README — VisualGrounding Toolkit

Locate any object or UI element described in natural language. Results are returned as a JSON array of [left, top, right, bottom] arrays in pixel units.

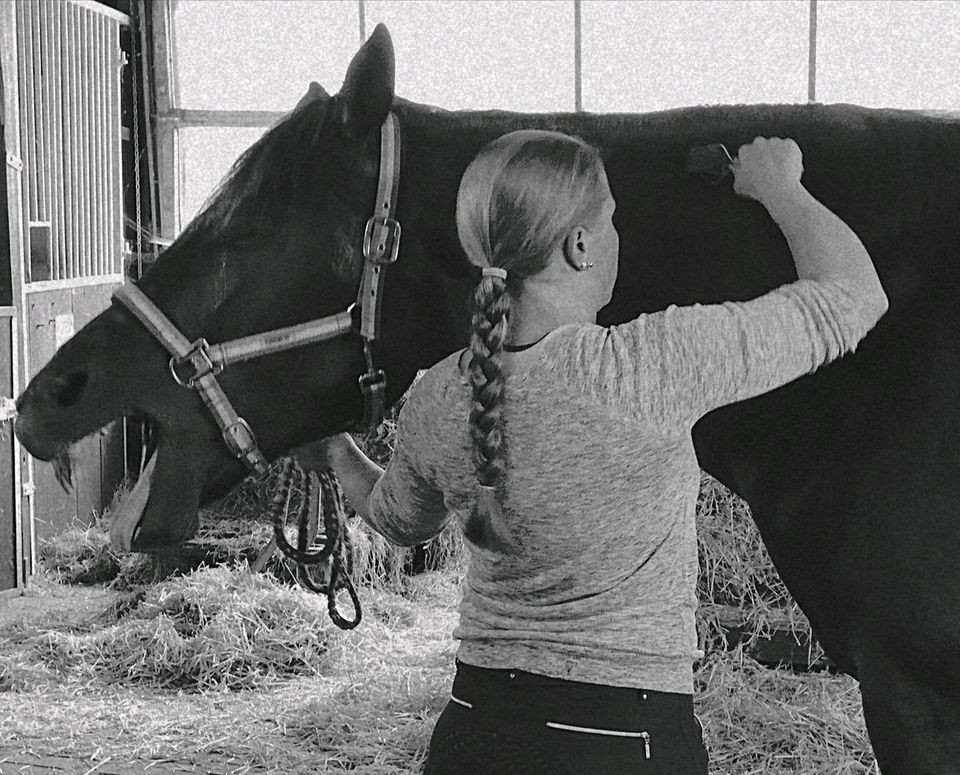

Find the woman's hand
[[731, 136, 805, 208], [289, 433, 384, 521], [289, 433, 355, 473]]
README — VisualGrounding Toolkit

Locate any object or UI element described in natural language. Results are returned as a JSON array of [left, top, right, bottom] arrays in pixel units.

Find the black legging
[[424, 662, 709, 775]]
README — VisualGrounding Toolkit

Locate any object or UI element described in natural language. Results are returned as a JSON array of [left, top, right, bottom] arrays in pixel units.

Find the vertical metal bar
[[50, 1, 65, 279], [92, 13, 100, 277], [138, 0, 159, 259], [574, 0, 582, 112], [36, 1, 48, 226], [39, 1, 57, 279], [66, 3, 83, 277], [87, 8, 97, 277], [19, 2, 36, 220], [358, 0, 365, 41], [152, 0, 179, 240], [110, 19, 121, 275], [14, 4, 28, 234], [103, 17, 112, 276], [67, 2, 80, 278], [95, 15, 105, 276], [61, 3, 75, 279], [29, 1, 43, 224], [79, 7, 91, 277], [808, 0, 818, 103], [2, 0, 30, 586]]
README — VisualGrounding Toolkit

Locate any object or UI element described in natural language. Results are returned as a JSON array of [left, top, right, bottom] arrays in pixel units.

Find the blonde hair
[[455, 129, 607, 551]]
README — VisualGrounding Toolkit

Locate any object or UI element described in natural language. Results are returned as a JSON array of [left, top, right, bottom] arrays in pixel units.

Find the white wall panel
[[366, 0, 576, 111], [817, 0, 960, 110], [173, 0, 360, 111], [581, 0, 808, 112]]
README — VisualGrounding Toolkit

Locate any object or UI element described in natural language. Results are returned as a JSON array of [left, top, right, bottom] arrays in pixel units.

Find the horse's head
[[15, 24, 474, 551]]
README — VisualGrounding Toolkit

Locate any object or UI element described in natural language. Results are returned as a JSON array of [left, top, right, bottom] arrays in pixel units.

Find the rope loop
[[268, 458, 362, 629]]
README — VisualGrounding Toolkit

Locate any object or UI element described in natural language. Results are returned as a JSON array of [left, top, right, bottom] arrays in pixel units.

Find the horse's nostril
[[51, 370, 89, 407]]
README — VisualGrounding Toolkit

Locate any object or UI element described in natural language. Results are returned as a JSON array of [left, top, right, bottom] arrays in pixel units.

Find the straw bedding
[[0, 564, 874, 773], [7, 405, 875, 772]]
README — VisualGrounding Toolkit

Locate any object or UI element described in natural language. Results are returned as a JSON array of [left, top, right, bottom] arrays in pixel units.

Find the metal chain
[[268, 458, 362, 629]]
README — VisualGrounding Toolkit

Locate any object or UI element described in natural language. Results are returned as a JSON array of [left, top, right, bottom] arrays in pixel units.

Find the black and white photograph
[[1, 1, 959, 772]]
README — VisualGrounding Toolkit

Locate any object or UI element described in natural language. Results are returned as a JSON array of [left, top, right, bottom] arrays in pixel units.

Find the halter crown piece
[[482, 266, 508, 280]]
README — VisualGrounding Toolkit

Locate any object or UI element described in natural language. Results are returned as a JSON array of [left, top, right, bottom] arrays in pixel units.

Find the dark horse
[[15, 25, 960, 774]]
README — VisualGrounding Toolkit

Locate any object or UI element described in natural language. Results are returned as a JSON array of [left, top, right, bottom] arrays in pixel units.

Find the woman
[[295, 131, 888, 774]]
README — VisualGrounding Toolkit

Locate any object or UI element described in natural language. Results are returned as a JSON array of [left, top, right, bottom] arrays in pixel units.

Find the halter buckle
[[222, 417, 258, 460], [362, 216, 401, 265], [169, 338, 222, 388], [359, 369, 387, 430]]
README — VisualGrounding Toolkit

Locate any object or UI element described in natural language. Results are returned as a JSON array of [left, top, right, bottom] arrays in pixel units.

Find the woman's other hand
[[731, 136, 804, 207], [289, 433, 355, 473]]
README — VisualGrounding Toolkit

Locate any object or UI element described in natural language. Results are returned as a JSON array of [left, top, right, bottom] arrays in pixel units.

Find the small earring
[[580, 261, 594, 270]]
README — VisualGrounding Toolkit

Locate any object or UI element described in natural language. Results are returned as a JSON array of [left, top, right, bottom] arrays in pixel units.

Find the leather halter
[[113, 112, 403, 476]]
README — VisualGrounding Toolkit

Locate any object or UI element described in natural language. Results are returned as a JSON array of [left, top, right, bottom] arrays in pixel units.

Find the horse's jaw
[[109, 428, 207, 552]]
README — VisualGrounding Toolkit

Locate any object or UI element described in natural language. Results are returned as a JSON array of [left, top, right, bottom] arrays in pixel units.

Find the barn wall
[[23, 282, 124, 544]]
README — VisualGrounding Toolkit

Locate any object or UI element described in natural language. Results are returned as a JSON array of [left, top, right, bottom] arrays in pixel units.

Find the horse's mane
[[176, 97, 332, 249]]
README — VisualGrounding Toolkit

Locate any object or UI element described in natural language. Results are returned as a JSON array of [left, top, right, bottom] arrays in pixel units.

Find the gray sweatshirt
[[367, 277, 884, 694]]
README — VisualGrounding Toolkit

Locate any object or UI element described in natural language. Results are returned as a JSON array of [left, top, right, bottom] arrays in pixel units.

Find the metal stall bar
[[66, 2, 80, 279], [39, 1, 58, 279], [29, 2, 43, 228], [102, 15, 111, 275], [2, 2, 33, 589], [50, 1, 65, 279], [16, 4, 35, 224], [110, 15, 122, 274], [93, 13, 104, 276], [79, 7, 91, 277]]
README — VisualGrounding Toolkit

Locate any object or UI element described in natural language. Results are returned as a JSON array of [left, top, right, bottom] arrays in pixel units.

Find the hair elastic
[[482, 266, 508, 281]]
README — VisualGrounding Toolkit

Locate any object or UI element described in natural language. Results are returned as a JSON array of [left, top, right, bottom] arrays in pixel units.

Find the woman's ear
[[562, 226, 588, 270]]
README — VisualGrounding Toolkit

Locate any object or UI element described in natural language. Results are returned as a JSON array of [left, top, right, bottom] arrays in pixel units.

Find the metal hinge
[[22, 482, 35, 498], [5, 153, 23, 172]]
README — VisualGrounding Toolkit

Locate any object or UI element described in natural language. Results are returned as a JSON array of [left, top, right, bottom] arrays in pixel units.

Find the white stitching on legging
[[545, 723, 651, 759], [544, 721, 648, 738], [450, 693, 474, 709]]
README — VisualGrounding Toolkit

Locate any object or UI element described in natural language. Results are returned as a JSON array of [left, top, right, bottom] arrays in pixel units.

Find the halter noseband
[[113, 112, 403, 475]]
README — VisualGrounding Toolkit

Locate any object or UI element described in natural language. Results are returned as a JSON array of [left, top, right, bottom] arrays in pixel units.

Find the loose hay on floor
[[29, 567, 343, 692], [1, 568, 874, 774]]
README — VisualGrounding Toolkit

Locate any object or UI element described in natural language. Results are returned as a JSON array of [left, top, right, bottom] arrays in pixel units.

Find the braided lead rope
[[268, 459, 362, 630]]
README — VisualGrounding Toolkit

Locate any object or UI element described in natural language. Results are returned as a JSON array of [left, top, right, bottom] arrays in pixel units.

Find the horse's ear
[[339, 23, 395, 139], [294, 81, 329, 111]]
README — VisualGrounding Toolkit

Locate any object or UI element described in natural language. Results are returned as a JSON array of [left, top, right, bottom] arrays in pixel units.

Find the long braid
[[454, 129, 608, 552], [465, 272, 512, 550]]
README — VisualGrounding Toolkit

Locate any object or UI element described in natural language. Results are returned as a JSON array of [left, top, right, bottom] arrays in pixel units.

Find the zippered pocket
[[544, 721, 651, 759]]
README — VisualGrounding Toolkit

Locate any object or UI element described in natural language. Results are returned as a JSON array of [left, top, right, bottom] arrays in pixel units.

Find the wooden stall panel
[[24, 282, 124, 544], [26, 289, 76, 542], [72, 283, 125, 521]]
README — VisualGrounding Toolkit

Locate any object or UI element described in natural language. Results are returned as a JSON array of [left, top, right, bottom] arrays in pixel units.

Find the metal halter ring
[[169, 338, 221, 388]]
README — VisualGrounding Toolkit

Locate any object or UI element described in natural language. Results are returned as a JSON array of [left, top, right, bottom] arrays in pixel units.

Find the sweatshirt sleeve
[[563, 277, 885, 427], [364, 385, 453, 547]]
